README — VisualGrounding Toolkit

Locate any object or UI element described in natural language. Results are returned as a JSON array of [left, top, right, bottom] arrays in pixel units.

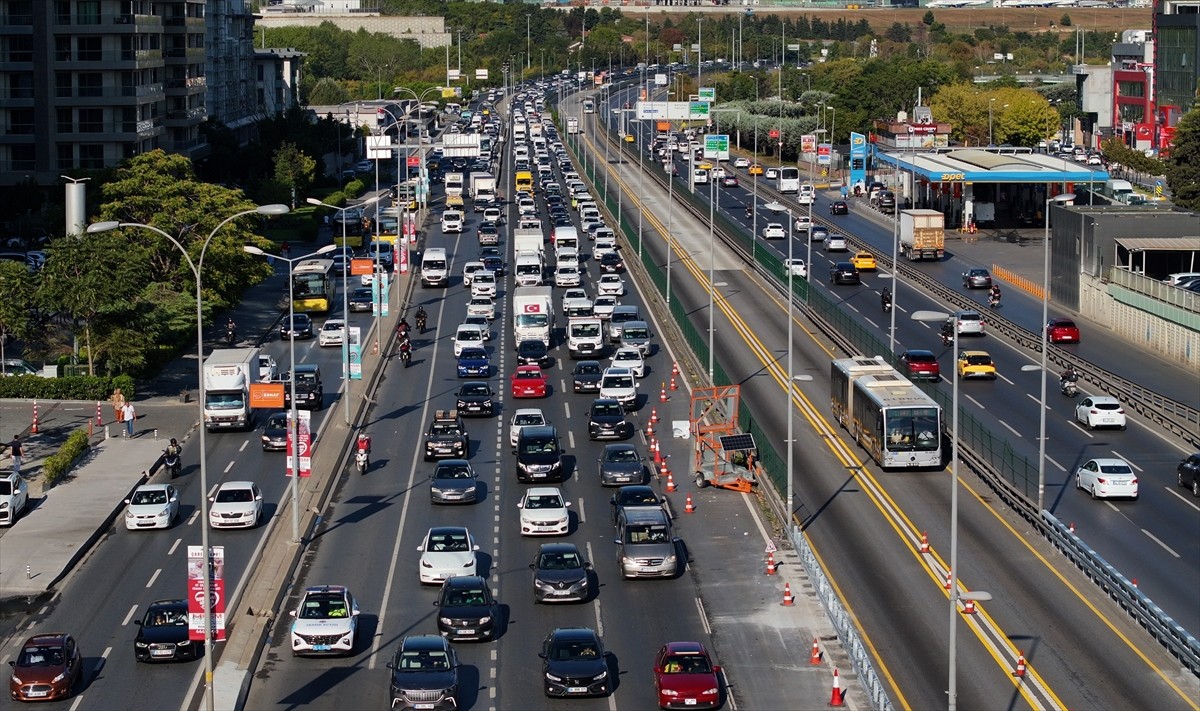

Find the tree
[[0, 261, 33, 367], [273, 142, 317, 208], [308, 77, 349, 106], [923, 10, 936, 26], [930, 83, 989, 145], [991, 88, 1060, 147], [1164, 107, 1200, 209], [1060, 14, 1072, 27], [884, 22, 912, 44]]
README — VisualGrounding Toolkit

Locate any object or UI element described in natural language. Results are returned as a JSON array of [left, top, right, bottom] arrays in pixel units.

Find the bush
[[42, 429, 91, 487], [0, 374, 136, 401]]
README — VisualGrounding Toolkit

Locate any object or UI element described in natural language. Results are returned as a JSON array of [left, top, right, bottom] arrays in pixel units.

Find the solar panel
[[719, 433, 756, 453]]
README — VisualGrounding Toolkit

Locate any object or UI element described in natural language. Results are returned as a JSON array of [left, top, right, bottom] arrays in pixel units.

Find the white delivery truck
[[513, 228, 544, 257], [471, 173, 497, 210], [512, 286, 555, 346], [552, 225, 578, 249], [567, 117, 580, 135], [445, 172, 465, 198], [567, 317, 605, 359], [203, 348, 261, 432], [514, 250, 545, 287]]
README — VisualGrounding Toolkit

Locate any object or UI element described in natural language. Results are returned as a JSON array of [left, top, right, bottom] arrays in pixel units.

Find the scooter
[[225, 326, 237, 346], [1060, 375, 1079, 397], [163, 448, 181, 478], [988, 294, 1001, 309], [400, 347, 412, 368], [881, 296, 892, 314], [940, 330, 954, 348], [416, 314, 428, 334], [355, 449, 369, 474]]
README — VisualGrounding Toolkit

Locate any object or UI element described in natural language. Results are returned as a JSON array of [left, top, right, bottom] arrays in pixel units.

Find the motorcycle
[[163, 448, 181, 478], [940, 330, 954, 347], [415, 314, 427, 334], [881, 295, 892, 314], [744, 208, 753, 220], [1060, 374, 1079, 397], [988, 294, 1001, 309], [224, 326, 237, 346], [354, 448, 369, 474], [400, 346, 412, 368], [397, 323, 410, 339]]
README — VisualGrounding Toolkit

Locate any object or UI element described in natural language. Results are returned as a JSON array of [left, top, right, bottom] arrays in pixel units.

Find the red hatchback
[[511, 365, 548, 398], [899, 349, 941, 381], [653, 641, 722, 709], [8, 633, 83, 702], [1046, 318, 1081, 343]]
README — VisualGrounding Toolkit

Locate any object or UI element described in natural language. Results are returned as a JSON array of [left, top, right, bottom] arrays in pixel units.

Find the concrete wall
[[254, 15, 451, 49], [1080, 275, 1200, 368]]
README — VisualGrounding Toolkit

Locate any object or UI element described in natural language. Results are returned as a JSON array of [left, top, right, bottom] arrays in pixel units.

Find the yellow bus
[[332, 211, 364, 249], [515, 170, 534, 194], [291, 259, 337, 314]]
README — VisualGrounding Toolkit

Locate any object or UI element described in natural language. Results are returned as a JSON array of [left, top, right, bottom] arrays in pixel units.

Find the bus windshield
[[884, 407, 940, 452]]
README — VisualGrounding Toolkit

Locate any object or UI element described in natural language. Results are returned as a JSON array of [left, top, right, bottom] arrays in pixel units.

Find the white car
[[692, 169, 709, 185], [470, 271, 498, 298], [561, 288, 589, 311], [610, 346, 645, 378], [555, 265, 582, 287], [1074, 396, 1127, 430], [124, 483, 180, 530], [0, 472, 29, 526], [361, 264, 387, 287], [462, 315, 493, 340], [461, 261, 486, 285], [208, 481, 263, 529], [318, 319, 346, 347], [556, 248, 580, 268], [594, 238, 617, 259], [453, 325, 485, 357], [597, 274, 626, 297], [517, 486, 571, 536], [784, 259, 808, 278], [761, 223, 786, 240], [466, 296, 497, 321], [794, 215, 813, 233], [592, 295, 619, 319], [517, 197, 537, 215], [510, 408, 548, 449], [1075, 458, 1139, 500], [289, 585, 359, 656], [482, 207, 503, 224], [599, 366, 638, 410], [733, 157, 751, 168], [417, 526, 479, 584], [765, 167, 779, 179]]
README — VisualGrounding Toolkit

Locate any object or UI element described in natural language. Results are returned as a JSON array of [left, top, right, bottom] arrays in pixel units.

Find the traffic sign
[[769, 129, 780, 139], [704, 134, 730, 160]]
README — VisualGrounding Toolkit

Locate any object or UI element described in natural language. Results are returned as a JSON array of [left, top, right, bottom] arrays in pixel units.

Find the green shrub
[[0, 374, 136, 401], [42, 429, 91, 487]]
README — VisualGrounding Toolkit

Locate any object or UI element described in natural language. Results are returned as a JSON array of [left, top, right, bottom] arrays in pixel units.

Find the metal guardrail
[[584, 117, 1200, 678]]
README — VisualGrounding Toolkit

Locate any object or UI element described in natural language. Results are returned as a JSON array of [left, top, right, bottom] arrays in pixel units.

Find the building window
[[78, 108, 104, 133], [57, 108, 74, 134], [78, 73, 103, 98], [11, 73, 35, 99], [55, 37, 72, 61], [10, 109, 35, 135], [6, 35, 34, 63], [1117, 80, 1145, 98], [76, 1, 101, 26], [78, 144, 105, 169], [77, 37, 102, 62], [56, 72, 72, 98], [57, 144, 74, 171]]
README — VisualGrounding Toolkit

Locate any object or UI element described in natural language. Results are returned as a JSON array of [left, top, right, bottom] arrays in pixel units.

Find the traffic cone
[[1013, 653, 1026, 678], [660, 382, 668, 402], [963, 599, 977, 614], [95, 402, 103, 428], [810, 638, 821, 664], [665, 470, 676, 492], [1069, 522, 1076, 534], [646, 419, 655, 437], [919, 531, 929, 553], [672, 361, 680, 378], [781, 582, 795, 606], [1131, 578, 1138, 588], [765, 552, 776, 575], [830, 668, 844, 706], [944, 570, 952, 591], [670, 373, 678, 391], [31, 400, 39, 435], [684, 494, 695, 513], [650, 407, 659, 424]]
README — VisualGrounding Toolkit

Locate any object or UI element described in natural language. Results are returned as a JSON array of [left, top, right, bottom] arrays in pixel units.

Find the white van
[[692, 169, 709, 185], [421, 248, 450, 288], [441, 210, 464, 233]]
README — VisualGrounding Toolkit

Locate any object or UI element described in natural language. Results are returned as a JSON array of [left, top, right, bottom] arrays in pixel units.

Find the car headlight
[[126, 511, 136, 519], [52, 672, 67, 683], [703, 687, 718, 695], [592, 670, 608, 681], [10, 674, 21, 684], [135, 641, 149, 648], [546, 673, 563, 682], [463, 560, 474, 568], [178, 639, 191, 646], [439, 617, 453, 625], [666, 554, 677, 564], [478, 616, 491, 624], [661, 688, 680, 696], [158, 507, 170, 518]]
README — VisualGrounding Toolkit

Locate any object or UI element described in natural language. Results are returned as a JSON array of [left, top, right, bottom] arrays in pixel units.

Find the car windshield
[[520, 343, 546, 355], [18, 645, 64, 667], [906, 353, 935, 364], [144, 608, 187, 627], [435, 465, 472, 480], [538, 551, 581, 570], [606, 448, 638, 462], [515, 414, 544, 426], [430, 422, 461, 435], [131, 489, 168, 506], [604, 376, 634, 388], [461, 349, 486, 360], [620, 490, 658, 505], [884, 408, 940, 452], [457, 329, 481, 341], [662, 655, 712, 674], [576, 364, 601, 375], [521, 438, 558, 454], [299, 592, 350, 619], [427, 531, 469, 552], [516, 370, 542, 380], [1054, 320, 1077, 329], [460, 384, 490, 396], [525, 494, 563, 509], [626, 524, 669, 543], [572, 324, 602, 337], [443, 587, 488, 606], [215, 487, 255, 503], [964, 355, 992, 365], [549, 641, 600, 661], [624, 328, 649, 339], [295, 372, 319, 384], [397, 649, 451, 671]]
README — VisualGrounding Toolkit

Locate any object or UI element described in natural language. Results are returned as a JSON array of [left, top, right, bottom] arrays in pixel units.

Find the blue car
[[456, 347, 490, 378]]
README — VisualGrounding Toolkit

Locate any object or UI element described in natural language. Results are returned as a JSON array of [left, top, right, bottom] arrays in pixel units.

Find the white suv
[[599, 367, 638, 410]]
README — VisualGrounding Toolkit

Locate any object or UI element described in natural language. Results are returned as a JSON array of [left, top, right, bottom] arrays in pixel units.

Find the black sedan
[[540, 627, 610, 697], [260, 412, 289, 451], [280, 313, 313, 339], [599, 252, 624, 273], [517, 339, 552, 367], [433, 575, 497, 641], [456, 382, 496, 417], [530, 543, 591, 604], [349, 287, 374, 312], [829, 262, 861, 285], [572, 361, 604, 393], [829, 200, 849, 215], [481, 255, 506, 276], [587, 398, 628, 441], [429, 459, 479, 504], [609, 485, 662, 523], [597, 443, 645, 486], [134, 599, 197, 662]]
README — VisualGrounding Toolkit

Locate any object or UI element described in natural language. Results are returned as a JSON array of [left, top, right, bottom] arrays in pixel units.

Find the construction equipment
[[690, 385, 759, 493]]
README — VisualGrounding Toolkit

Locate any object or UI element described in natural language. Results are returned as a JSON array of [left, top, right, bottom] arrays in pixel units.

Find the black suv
[[134, 599, 195, 662], [433, 576, 498, 641], [424, 410, 469, 461], [282, 364, 323, 410], [456, 381, 496, 417], [1179, 453, 1200, 497], [387, 635, 460, 709], [539, 627, 610, 697], [516, 425, 563, 483], [587, 398, 628, 441]]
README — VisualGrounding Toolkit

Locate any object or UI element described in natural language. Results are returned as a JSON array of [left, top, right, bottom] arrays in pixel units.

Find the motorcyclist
[[414, 306, 428, 333], [988, 284, 1002, 307], [397, 333, 413, 361], [225, 318, 237, 343], [1059, 366, 1079, 387], [745, 206, 753, 220], [163, 438, 182, 477], [396, 317, 410, 338], [355, 432, 371, 471], [165, 438, 181, 457], [881, 287, 892, 311], [940, 321, 955, 346]]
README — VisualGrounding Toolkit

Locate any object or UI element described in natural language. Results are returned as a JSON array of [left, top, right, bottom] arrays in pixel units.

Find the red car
[[1046, 318, 1081, 343], [8, 633, 83, 702], [653, 641, 721, 709], [899, 349, 941, 381], [510, 365, 548, 398]]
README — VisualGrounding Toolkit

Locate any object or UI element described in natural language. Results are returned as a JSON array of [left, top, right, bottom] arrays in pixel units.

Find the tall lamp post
[[87, 204, 290, 711], [243, 243, 337, 546], [307, 196, 382, 426]]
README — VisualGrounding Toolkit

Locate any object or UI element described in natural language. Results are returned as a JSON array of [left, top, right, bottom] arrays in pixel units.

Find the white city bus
[[830, 357, 944, 469]]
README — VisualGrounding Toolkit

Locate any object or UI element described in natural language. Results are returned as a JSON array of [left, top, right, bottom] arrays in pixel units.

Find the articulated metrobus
[[291, 259, 337, 314], [830, 357, 944, 469], [777, 166, 801, 194]]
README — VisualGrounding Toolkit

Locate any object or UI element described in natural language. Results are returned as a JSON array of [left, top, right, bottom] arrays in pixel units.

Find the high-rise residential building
[[1154, 0, 1200, 150], [0, 0, 300, 186]]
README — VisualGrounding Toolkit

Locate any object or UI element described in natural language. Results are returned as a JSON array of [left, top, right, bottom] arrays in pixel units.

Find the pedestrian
[[121, 401, 136, 438], [8, 435, 22, 476], [110, 387, 126, 424]]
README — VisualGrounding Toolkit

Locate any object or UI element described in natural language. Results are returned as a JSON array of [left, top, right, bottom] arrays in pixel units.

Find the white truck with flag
[[512, 286, 554, 346]]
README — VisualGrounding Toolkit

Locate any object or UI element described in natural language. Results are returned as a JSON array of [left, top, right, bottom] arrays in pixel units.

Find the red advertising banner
[[398, 241, 409, 274], [406, 155, 421, 167], [187, 545, 226, 642], [285, 409, 313, 477]]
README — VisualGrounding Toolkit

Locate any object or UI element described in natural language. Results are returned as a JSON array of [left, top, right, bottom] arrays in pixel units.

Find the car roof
[[525, 486, 562, 497], [960, 350, 991, 358], [513, 407, 544, 417], [219, 480, 256, 489], [603, 443, 638, 453], [662, 640, 707, 655], [147, 599, 188, 610], [442, 574, 486, 589], [428, 525, 469, 536], [537, 541, 580, 555], [1086, 457, 1131, 467], [519, 425, 557, 439], [24, 633, 71, 646], [1086, 395, 1122, 404], [549, 627, 599, 641], [400, 634, 449, 651]]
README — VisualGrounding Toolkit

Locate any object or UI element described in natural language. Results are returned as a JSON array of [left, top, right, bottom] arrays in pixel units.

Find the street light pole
[[87, 204, 290, 711], [708, 176, 716, 381]]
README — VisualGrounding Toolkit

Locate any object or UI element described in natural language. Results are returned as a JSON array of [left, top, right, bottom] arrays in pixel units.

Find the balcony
[[165, 107, 207, 125]]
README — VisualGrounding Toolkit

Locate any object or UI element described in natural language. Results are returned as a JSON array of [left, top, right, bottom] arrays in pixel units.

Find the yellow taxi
[[697, 160, 714, 171], [624, 133, 635, 143], [850, 251, 877, 271], [748, 164, 764, 176], [957, 351, 997, 379]]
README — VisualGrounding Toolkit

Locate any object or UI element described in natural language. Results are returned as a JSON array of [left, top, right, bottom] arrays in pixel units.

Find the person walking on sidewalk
[[121, 401, 136, 437], [8, 435, 23, 476], [111, 387, 126, 424]]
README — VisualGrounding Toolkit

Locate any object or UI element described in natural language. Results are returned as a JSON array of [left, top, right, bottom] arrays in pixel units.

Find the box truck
[[899, 209, 945, 261], [203, 348, 261, 431]]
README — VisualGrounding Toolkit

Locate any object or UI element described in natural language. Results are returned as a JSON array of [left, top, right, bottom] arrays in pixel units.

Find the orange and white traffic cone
[[781, 582, 795, 606], [765, 552, 777, 575], [31, 400, 39, 435], [830, 668, 844, 706], [963, 599, 977, 614], [919, 531, 930, 553], [944, 570, 952, 591], [96, 402, 104, 428], [646, 419, 655, 437], [672, 361, 680, 378], [670, 373, 678, 391], [1014, 653, 1027, 678], [660, 382, 668, 402], [650, 407, 659, 424], [684, 494, 695, 513], [665, 470, 676, 492], [809, 638, 821, 665]]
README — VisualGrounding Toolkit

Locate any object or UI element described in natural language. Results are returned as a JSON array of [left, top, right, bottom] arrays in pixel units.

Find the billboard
[[187, 545, 226, 642], [286, 409, 313, 477], [704, 134, 730, 160], [635, 101, 711, 121], [801, 134, 817, 154], [654, 73, 668, 86], [817, 144, 832, 165], [348, 326, 363, 380]]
